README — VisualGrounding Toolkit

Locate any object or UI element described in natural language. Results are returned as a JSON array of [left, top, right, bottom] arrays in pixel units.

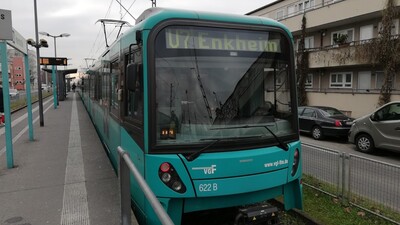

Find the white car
[[41, 84, 51, 92], [9, 89, 19, 98]]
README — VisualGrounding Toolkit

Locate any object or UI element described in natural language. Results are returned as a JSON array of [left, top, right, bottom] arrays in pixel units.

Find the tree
[[377, 0, 400, 106], [296, 14, 309, 106], [355, 0, 400, 106]]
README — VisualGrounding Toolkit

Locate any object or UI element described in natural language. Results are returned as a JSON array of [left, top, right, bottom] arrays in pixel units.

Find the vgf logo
[[192, 165, 217, 174]]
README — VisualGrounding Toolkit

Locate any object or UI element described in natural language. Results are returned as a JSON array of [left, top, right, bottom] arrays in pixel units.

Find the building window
[[332, 29, 354, 45], [327, 0, 344, 5], [305, 74, 313, 88], [296, 0, 314, 12], [378, 19, 399, 36], [296, 36, 314, 50], [287, 5, 295, 16], [304, 0, 314, 10], [375, 71, 395, 89], [276, 10, 284, 20], [330, 72, 352, 88]]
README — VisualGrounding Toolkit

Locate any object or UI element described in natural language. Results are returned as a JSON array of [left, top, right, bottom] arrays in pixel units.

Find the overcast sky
[[2, 0, 275, 71]]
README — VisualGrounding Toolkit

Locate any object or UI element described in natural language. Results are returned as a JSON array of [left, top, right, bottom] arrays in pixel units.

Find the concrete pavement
[[0, 92, 120, 225]]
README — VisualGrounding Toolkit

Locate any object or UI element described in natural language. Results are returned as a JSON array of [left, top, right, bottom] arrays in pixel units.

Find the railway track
[[269, 199, 321, 225]]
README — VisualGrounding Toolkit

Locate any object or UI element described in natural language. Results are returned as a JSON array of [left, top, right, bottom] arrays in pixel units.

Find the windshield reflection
[[154, 28, 295, 145]]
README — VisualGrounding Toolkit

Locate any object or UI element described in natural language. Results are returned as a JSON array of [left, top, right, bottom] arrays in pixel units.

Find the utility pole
[[34, 0, 44, 126]]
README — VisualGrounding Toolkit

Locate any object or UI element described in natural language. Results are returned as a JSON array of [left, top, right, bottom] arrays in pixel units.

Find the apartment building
[[11, 57, 25, 90], [248, 0, 400, 118]]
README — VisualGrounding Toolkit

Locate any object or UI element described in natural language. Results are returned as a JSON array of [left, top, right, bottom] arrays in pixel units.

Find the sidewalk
[[0, 93, 120, 225]]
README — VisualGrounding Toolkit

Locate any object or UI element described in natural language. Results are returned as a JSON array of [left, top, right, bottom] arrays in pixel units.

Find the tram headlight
[[161, 173, 171, 183], [172, 181, 182, 191]]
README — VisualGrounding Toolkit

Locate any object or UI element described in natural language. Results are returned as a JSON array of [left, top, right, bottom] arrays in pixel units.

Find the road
[[300, 134, 400, 166]]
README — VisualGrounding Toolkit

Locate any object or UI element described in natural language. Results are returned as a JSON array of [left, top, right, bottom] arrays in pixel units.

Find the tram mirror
[[127, 63, 137, 91], [136, 30, 142, 44]]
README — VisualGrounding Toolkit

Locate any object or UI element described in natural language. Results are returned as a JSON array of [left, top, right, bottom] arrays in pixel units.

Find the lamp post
[[39, 32, 70, 107], [27, 0, 49, 127]]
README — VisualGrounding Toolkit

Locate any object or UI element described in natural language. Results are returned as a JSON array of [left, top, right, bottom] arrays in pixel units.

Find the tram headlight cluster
[[158, 162, 186, 193], [291, 148, 300, 176]]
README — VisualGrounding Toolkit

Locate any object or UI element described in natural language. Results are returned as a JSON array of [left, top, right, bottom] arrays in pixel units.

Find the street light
[[38, 33, 70, 62], [27, 38, 48, 127], [27, 0, 50, 127], [39, 32, 70, 106]]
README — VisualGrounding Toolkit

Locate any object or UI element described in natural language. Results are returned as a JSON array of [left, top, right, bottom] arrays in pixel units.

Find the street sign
[[40, 57, 68, 66], [0, 9, 13, 40]]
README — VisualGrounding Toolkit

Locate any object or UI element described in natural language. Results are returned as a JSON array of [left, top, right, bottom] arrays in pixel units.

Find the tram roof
[[134, 7, 290, 33], [95, 7, 292, 63]]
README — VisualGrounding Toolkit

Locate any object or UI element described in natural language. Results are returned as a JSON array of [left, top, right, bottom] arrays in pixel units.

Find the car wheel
[[311, 126, 323, 140], [355, 134, 375, 153]]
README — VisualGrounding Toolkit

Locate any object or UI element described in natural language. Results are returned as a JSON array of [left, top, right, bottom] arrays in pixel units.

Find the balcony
[[307, 43, 365, 68], [274, 0, 388, 34], [303, 35, 399, 68]]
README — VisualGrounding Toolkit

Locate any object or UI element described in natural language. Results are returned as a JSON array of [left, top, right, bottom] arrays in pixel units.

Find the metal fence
[[117, 146, 174, 225], [302, 143, 400, 224]]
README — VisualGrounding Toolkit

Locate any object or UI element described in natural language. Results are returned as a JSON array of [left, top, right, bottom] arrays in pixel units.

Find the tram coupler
[[234, 203, 281, 225]]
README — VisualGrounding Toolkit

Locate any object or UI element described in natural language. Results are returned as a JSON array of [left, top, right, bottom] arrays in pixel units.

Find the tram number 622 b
[[198, 183, 218, 192]]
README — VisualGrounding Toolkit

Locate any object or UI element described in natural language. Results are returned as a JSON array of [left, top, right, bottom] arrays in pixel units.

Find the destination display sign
[[165, 28, 281, 53], [40, 57, 68, 66]]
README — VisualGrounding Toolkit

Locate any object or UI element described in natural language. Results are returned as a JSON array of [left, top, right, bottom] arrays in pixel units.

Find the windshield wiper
[[186, 136, 262, 161], [210, 125, 289, 151]]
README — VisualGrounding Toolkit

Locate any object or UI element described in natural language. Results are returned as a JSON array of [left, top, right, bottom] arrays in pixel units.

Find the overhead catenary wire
[[115, 0, 137, 21], [87, 0, 115, 61], [86, 0, 139, 64]]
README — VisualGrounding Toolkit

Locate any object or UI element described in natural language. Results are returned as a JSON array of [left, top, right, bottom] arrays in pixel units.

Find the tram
[[81, 7, 303, 225]]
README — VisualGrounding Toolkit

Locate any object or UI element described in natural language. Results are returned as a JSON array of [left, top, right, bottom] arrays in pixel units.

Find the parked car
[[348, 101, 400, 153], [41, 84, 51, 92], [9, 89, 19, 98], [298, 106, 354, 140]]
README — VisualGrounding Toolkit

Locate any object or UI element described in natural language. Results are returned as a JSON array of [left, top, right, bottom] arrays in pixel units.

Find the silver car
[[348, 101, 400, 153]]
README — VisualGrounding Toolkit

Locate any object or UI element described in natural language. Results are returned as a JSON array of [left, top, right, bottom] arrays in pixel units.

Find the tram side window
[[89, 74, 95, 98], [102, 64, 110, 107], [95, 71, 102, 101], [111, 61, 119, 112]]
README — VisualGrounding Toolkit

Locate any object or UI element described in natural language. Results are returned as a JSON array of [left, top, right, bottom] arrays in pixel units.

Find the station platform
[[0, 93, 125, 225]]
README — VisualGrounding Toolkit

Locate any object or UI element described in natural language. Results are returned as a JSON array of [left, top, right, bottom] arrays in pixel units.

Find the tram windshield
[[154, 26, 296, 146]]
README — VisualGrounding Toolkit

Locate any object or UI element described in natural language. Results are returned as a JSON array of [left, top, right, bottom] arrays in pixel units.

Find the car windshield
[[153, 26, 296, 146]]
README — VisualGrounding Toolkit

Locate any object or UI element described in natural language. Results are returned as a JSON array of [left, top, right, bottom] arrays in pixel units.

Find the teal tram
[[81, 7, 303, 225]]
